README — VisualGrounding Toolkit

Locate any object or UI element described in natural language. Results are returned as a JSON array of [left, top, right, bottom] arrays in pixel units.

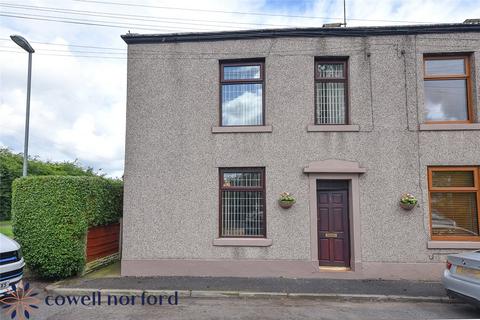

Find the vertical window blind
[[220, 169, 265, 237], [222, 84, 262, 126], [315, 61, 348, 125], [428, 167, 480, 240]]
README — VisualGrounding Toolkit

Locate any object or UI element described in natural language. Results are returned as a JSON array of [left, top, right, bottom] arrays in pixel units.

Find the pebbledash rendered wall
[[121, 28, 480, 280]]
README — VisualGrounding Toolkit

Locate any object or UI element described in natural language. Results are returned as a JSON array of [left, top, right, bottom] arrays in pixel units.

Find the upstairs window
[[219, 168, 265, 237], [220, 61, 264, 126], [428, 167, 480, 241], [315, 60, 348, 125], [424, 55, 473, 123]]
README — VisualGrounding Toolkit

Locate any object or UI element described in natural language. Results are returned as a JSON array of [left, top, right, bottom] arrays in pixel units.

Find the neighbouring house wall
[[122, 33, 480, 279]]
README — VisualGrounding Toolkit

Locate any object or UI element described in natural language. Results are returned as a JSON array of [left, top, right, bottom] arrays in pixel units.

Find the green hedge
[[12, 176, 123, 279], [0, 148, 95, 221]]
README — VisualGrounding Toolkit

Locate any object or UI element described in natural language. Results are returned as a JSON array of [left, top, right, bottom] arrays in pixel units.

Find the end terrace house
[[120, 22, 480, 280]]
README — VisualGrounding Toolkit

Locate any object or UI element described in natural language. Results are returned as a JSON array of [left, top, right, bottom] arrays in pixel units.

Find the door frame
[[317, 181, 350, 267], [307, 172, 363, 273]]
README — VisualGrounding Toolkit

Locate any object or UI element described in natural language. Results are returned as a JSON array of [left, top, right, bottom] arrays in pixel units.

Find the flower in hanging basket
[[279, 192, 296, 209], [399, 193, 417, 210]]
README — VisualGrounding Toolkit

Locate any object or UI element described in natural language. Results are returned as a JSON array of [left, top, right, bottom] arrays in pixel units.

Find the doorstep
[[318, 266, 351, 272]]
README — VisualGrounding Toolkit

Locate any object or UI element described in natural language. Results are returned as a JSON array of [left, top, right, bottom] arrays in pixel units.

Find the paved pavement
[[58, 276, 446, 297], [9, 283, 480, 320]]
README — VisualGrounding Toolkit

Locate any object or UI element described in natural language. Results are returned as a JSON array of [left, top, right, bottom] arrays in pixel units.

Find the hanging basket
[[399, 193, 417, 211], [399, 202, 416, 210], [279, 200, 295, 209]]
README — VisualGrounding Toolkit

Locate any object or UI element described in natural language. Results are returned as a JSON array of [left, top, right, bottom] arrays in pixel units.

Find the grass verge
[[0, 220, 13, 238]]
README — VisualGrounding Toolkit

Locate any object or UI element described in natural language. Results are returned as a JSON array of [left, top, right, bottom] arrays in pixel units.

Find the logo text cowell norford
[[44, 291, 179, 306]]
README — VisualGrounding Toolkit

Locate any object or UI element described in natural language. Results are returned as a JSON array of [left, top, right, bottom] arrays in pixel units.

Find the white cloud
[[222, 90, 263, 125], [1, 0, 479, 177], [0, 89, 25, 136], [0, 17, 126, 177], [425, 102, 446, 121]]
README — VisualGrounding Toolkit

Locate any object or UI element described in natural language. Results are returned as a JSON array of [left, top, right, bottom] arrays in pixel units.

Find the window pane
[[316, 82, 346, 124], [317, 63, 344, 78], [432, 171, 475, 188], [431, 192, 479, 236], [223, 172, 262, 187], [424, 79, 468, 121], [222, 84, 262, 125], [425, 59, 465, 76], [222, 191, 264, 236], [223, 65, 261, 80]]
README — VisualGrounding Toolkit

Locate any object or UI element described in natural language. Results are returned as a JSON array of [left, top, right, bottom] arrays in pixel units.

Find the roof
[[121, 23, 480, 44]]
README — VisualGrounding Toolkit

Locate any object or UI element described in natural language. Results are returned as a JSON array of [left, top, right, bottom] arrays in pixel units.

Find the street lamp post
[[10, 35, 34, 177]]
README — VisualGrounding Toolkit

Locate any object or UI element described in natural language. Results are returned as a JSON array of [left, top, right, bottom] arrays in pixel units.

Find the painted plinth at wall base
[[121, 259, 445, 280]]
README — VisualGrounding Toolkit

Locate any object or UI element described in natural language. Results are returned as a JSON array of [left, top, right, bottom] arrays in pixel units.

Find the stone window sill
[[212, 126, 273, 133], [213, 238, 273, 247], [419, 123, 480, 131], [307, 124, 360, 132], [427, 241, 480, 249]]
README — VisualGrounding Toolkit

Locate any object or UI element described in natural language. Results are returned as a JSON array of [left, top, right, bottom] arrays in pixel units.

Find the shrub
[[0, 148, 96, 221], [12, 176, 123, 279]]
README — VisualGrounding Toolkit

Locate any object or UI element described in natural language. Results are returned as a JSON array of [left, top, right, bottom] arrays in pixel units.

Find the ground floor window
[[219, 168, 265, 237], [428, 167, 480, 241]]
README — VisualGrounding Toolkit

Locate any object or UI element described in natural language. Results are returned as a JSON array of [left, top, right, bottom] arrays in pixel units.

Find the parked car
[[442, 250, 480, 308], [431, 212, 477, 236], [0, 233, 24, 296]]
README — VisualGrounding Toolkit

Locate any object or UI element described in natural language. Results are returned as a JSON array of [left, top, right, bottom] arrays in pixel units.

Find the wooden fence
[[86, 223, 120, 262]]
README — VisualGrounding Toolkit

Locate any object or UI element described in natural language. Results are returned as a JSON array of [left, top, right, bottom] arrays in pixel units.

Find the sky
[[1, 0, 479, 177]]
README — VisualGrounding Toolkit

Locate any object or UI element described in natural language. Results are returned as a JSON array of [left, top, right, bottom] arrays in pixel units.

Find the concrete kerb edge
[[45, 285, 99, 297], [286, 293, 453, 303], [44, 285, 455, 303]]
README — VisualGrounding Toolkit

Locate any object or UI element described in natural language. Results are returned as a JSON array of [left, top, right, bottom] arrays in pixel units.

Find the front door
[[317, 180, 350, 267]]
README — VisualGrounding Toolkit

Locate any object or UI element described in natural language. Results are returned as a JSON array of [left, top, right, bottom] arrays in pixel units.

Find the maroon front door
[[317, 183, 350, 267]]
